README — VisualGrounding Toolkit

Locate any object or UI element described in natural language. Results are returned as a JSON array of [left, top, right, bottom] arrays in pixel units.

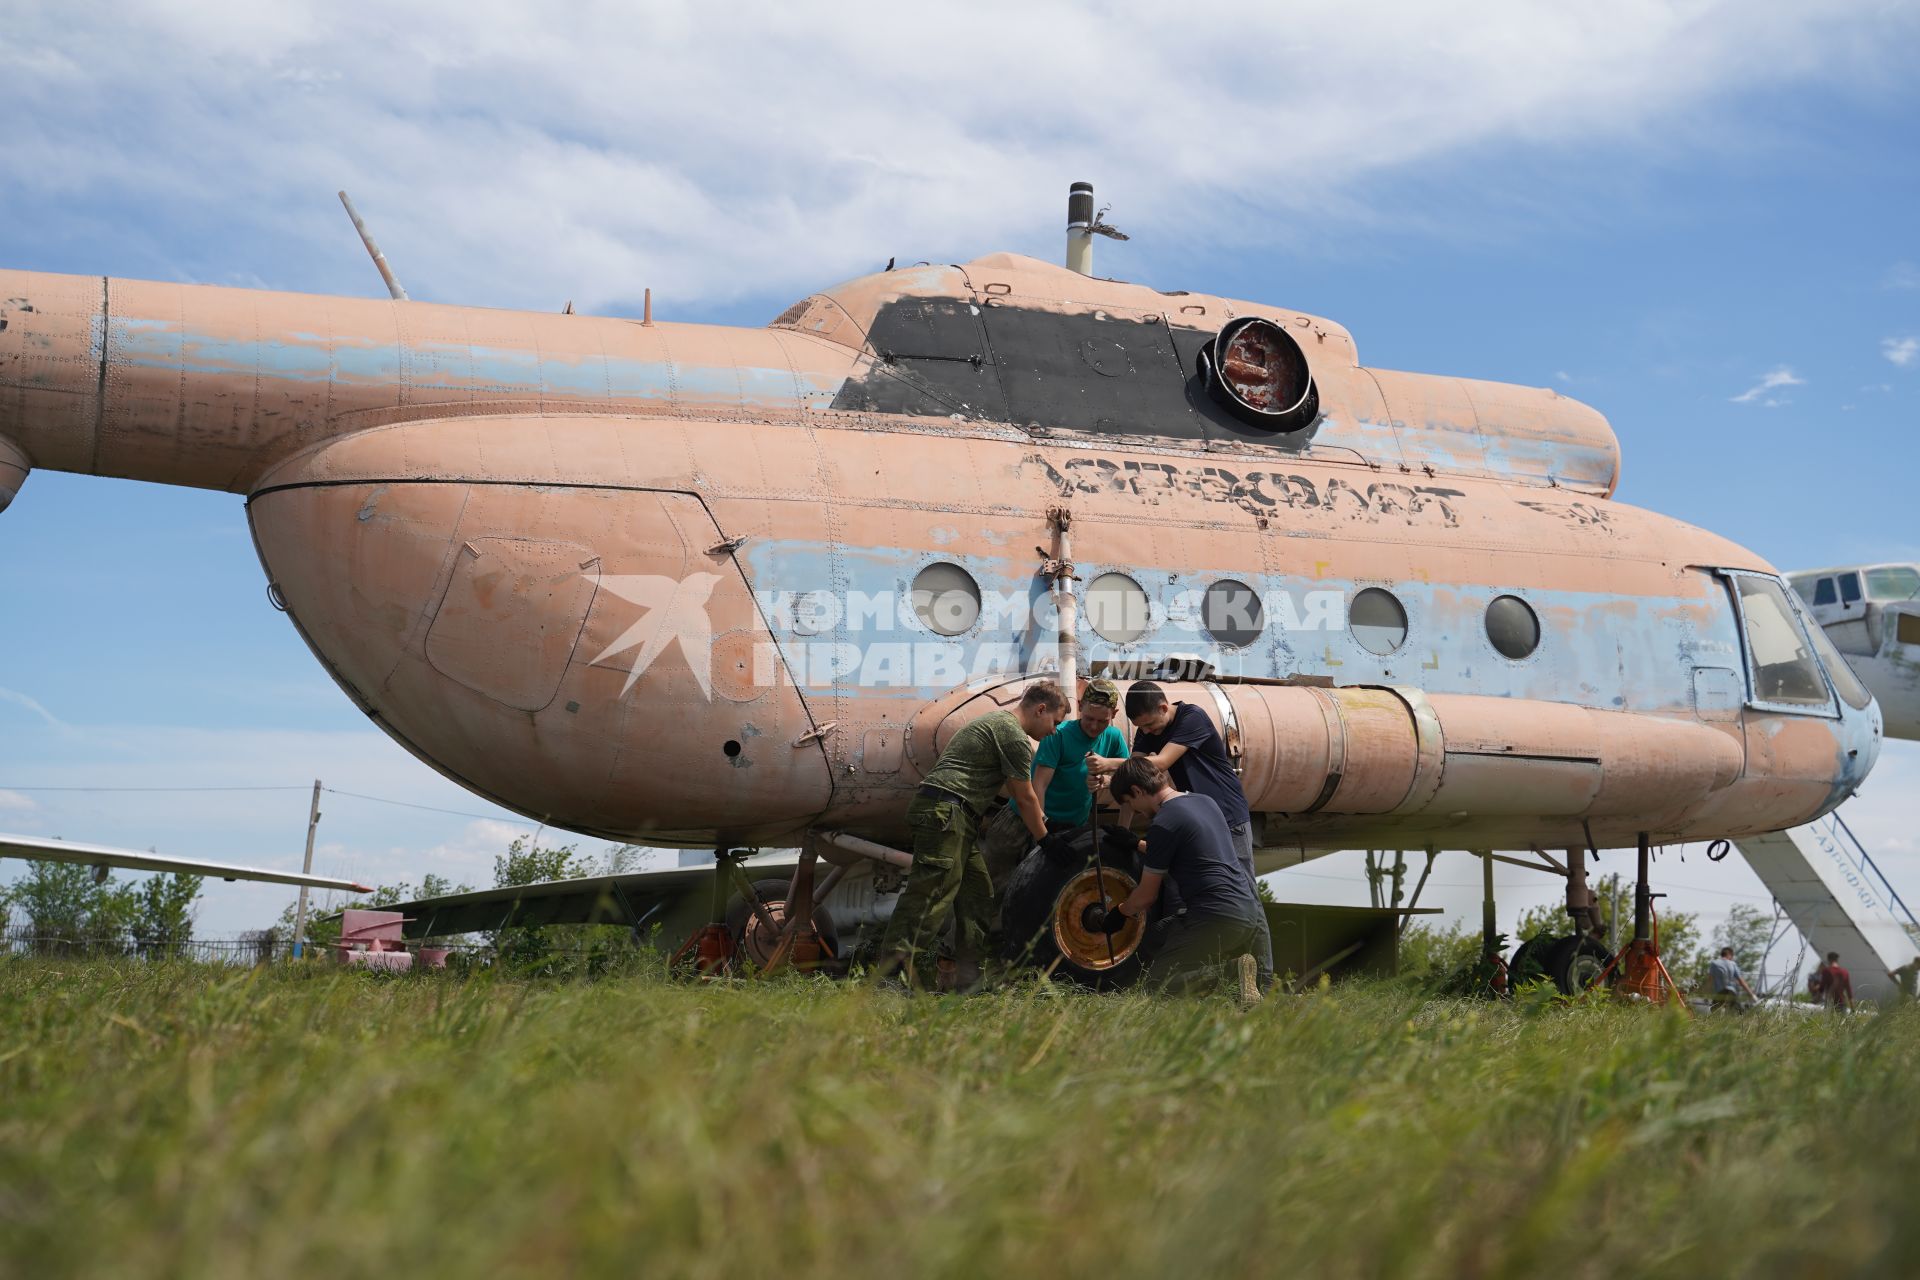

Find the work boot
[[1236, 953, 1263, 1007]]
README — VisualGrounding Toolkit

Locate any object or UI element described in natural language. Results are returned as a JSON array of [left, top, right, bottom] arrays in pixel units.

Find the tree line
[[2, 861, 202, 955]]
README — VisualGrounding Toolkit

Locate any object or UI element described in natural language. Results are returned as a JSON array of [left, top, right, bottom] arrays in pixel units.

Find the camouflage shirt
[[920, 710, 1036, 815]]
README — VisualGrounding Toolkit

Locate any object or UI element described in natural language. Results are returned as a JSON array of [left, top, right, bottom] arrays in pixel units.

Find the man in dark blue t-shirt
[[1090, 681, 1272, 987], [1092, 757, 1264, 997]]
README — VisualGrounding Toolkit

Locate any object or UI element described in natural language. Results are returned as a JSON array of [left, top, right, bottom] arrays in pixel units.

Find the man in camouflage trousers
[[878, 682, 1067, 990]]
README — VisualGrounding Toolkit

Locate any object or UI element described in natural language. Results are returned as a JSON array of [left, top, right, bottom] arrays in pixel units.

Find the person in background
[[1814, 951, 1854, 1012], [1706, 945, 1756, 1010], [1089, 681, 1273, 989]]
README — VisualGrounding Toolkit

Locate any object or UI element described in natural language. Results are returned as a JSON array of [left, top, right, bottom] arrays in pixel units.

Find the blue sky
[[2, 2, 1918, 957]]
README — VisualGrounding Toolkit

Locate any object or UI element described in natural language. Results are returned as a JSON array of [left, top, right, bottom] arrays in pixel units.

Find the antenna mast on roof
[[337, 190, 410, 301]]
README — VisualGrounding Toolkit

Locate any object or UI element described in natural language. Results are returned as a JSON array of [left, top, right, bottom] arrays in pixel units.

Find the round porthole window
[[1202, 579, 1265, 648], [1086, 572, 1152, 644], [911, 563, 981, 636], [1486, 594, 1540, 660], [1351, 588, 1408, 655]]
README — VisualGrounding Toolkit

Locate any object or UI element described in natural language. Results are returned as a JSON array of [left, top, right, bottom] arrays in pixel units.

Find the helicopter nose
[[250, 425, 836, 843], [1843, 695, 1883, 795]]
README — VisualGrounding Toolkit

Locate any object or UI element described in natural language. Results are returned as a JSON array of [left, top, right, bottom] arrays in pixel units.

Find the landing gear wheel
[[999, 830, 1148, 990], [1544, 934, 1611, 995], [1508, 936, 1551, 989], [726, 878, 839, 970]]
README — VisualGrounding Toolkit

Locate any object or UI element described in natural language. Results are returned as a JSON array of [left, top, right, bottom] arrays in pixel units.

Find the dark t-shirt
[[1142, 793, 1261, 925], [1133, 702, 1250, 829]]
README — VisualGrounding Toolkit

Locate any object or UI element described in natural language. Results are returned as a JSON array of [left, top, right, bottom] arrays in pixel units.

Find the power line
[[321, 787, 545, 827], [0, 784, 309, 793]]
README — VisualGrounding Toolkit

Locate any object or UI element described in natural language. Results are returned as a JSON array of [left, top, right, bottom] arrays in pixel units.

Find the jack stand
[[671, 847, 742, 977], [1600, 834, 1687, 1009]]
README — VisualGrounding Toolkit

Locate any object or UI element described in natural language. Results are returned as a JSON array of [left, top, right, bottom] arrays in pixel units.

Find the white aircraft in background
[[1, 833, 371, 893], [1790, 563, 1920, 740]]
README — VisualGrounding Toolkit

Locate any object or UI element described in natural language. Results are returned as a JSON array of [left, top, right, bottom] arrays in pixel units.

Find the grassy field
[[1, 960, 1914, 1279]]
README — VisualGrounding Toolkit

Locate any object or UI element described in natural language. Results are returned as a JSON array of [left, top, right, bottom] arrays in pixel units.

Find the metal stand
[[1595, 833, 1687, 1010], [671, 848, 742, 977]]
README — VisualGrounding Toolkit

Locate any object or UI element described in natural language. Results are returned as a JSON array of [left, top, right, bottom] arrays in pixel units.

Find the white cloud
[[1883, 336, 1919, 367], [0, 687, 68, 731], [0, 789, 37, 816], [1730, 365, 1805, 405], [418, 819, 535, 880], [1886, 262, 1920, 290], [0, 3, 1912, 310]]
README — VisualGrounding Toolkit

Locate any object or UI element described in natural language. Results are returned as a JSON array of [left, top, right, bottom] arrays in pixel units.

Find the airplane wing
[[0, 832, 374, 893], [377, 857, 800, 938]]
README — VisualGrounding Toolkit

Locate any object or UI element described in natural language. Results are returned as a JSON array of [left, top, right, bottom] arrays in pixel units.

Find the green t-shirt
[[1027, 718, 1130, 826], [921, 710, 1036, 815]]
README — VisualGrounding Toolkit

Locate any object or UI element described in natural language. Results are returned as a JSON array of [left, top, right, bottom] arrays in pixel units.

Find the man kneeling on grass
[[1094, 757, 1264, 998]]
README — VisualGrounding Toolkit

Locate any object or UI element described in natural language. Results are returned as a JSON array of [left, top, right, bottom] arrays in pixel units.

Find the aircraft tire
[[1508, 935, 1552, 989], [997, 828, 1150, 990], [1543, 934, 1612, 995], [726, 877, 840, 969]]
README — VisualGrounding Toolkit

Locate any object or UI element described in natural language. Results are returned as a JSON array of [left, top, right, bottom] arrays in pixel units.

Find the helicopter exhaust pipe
[[1066, 181, 1095, 276]]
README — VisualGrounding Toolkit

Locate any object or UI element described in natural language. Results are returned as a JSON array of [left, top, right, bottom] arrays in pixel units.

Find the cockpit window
[[1839, 573, 1862, 607], [1732, 574, 1832, 709], [1798, 597, 1873, 710], [1810, 577, 1837, 606], [1866, 566, 1920, 601]]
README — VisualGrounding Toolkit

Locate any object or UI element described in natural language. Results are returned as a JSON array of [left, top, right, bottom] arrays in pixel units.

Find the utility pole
[[290, 780, 322, 960]]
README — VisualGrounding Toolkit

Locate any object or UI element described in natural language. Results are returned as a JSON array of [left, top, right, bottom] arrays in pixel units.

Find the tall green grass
[[1, 960, 1912, 1279]]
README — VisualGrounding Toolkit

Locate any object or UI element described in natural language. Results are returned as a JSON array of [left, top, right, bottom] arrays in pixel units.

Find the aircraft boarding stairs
[[1735, 810, 1919, 1003]]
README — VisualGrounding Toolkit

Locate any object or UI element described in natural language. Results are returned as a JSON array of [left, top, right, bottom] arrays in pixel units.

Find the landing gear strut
[[1480, 849, 1509, 996], [670, 846, 827, 978]]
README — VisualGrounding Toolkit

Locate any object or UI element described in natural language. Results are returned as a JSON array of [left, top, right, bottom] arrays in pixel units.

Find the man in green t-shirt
[[1034, 678, 1130, 827], [979, 679, 1129, 893], [879, 682, 1067, 989]]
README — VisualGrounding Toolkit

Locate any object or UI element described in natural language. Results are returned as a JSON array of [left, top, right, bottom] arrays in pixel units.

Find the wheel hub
[[737, 901, 791, 968], [1050, 867, 1144, 969]]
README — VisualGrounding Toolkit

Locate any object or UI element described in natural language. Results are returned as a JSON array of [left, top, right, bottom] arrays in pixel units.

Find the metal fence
[[1, 926, 659, 969], [2, 927, 287, 965]]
